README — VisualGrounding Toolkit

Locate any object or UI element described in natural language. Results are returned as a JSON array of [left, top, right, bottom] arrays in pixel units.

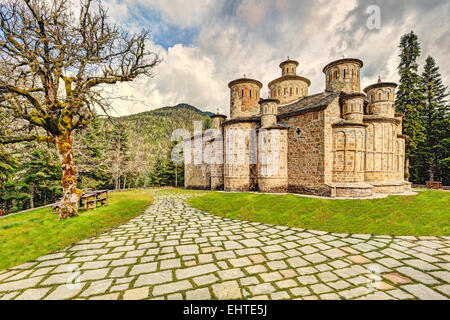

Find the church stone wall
[[257, 129, 288, 193], [331, 125, 366, 183], [364, 121, 399, 182], [184, 137, 211, 190], [224, 122, 258, 191], [285, 111, 330, 195], [229, 80, 262, 118], [270, 79, 309, 104], [324, 60, 362, 94]]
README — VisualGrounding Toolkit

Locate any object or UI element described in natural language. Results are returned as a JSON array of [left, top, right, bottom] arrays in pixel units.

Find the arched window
[[344, 69, 347, 78], [334, 70, 338, 79], [378, 92, 382, 100], [250, 90, 252, 98], [284, 88, 287, 95], [290, 87, 293, 95], [241, 89, 244, 98], [296, 88, 299, 94]]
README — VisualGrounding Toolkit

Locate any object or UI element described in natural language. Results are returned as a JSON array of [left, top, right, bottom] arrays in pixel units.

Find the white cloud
[[102, 0, 450, 116]]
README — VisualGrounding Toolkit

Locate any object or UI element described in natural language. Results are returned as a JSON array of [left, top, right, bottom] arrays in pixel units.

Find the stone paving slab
[[0, 190, 448, 300]]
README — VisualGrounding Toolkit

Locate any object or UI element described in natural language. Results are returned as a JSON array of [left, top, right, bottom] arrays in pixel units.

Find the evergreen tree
[[437, 136, 450, 185], [419, 56, 450, 183], [2, 180, 31, 213], [75, 117, 111, 190], [150, 157, 171, 187], [0, 146, 16, 189], [396, 31, 426, 182], [20, 147, 61, 208], [107, 123, 130, 190], [0, 146, 17, 215]]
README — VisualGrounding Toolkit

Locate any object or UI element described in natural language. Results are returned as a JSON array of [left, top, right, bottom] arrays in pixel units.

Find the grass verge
[[188, 190, 450, 237], [0, 190, 153, 271]]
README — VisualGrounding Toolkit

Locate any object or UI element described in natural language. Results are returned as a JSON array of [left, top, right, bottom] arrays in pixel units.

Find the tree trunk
[[55, 133, 81, 219], [30, 184, 35, 209], [175, 166, 178, 187], [405, 158, 410, 181], [429, 163, 434, 182]]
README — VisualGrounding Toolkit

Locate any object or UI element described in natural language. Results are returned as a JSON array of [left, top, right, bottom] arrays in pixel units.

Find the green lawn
[[189, 190, 450, 237], [0, 190, 153, 271]]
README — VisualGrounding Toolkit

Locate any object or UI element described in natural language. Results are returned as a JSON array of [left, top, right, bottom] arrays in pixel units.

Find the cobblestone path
[[0, 191, 449, 300]]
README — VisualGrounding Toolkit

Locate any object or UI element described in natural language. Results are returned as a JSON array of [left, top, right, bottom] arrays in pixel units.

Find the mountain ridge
[[119, 103, 216, 119]]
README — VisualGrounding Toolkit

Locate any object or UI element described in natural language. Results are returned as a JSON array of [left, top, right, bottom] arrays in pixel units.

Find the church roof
[[228, 78, 263, 89], [221, 92, 340, 126], [277, 91, 340, 118], [322, 58, 363, 73], [279, 59, 299, 68], [268, 75, 311, 88]]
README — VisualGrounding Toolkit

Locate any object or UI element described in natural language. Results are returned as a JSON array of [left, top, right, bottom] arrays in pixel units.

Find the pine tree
[[437, 135, 450, 185], [0, 146, 17, 215], [419, 56, 450, 183], [107, 123, 130, 190], [396, 31, 426, 182], [20, 147, 61, 208], [74, 117, 111, 190]]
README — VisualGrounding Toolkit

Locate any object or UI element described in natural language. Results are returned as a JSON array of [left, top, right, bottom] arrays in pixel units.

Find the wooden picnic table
[[80, 190, 109, 210], [426, 181, 443, 190]]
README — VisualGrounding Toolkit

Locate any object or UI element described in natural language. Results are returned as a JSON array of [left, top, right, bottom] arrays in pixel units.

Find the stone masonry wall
[[332, 125, 366, 183], [323, 97, 342, 183], [325, 61, 361, 94], [285, 111, 329, 195], [364, 121, 400, 182], [230, 83, 261, 118], [184, 136, 211, 190], [269, 79, 309, 104], [224, 122, 258, 191], [257, 129, 288, 193]]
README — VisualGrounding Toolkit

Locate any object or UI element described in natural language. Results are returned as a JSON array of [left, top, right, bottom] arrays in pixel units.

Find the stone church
[[183, 57, 411, 197]]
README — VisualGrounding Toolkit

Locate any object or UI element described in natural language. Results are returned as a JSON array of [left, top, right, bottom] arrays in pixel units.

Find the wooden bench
[[80, 190, 109, 210], [426, 181, 443, 189], [52, 190, 109, 213]]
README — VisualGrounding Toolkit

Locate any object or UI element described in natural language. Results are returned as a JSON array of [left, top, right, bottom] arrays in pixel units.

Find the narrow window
[[290, 87, 293, 95], [379, 92, 382, 100], [344, 69, 346, 78], [250, 90, 252, 98], [241, 89, 244, 98]]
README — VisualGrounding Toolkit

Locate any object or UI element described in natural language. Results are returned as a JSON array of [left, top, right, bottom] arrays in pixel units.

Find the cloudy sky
[[102, 0, 450, 116]]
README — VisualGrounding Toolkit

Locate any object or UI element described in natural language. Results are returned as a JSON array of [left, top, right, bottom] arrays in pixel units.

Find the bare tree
[[0, 0, 159, 219]]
